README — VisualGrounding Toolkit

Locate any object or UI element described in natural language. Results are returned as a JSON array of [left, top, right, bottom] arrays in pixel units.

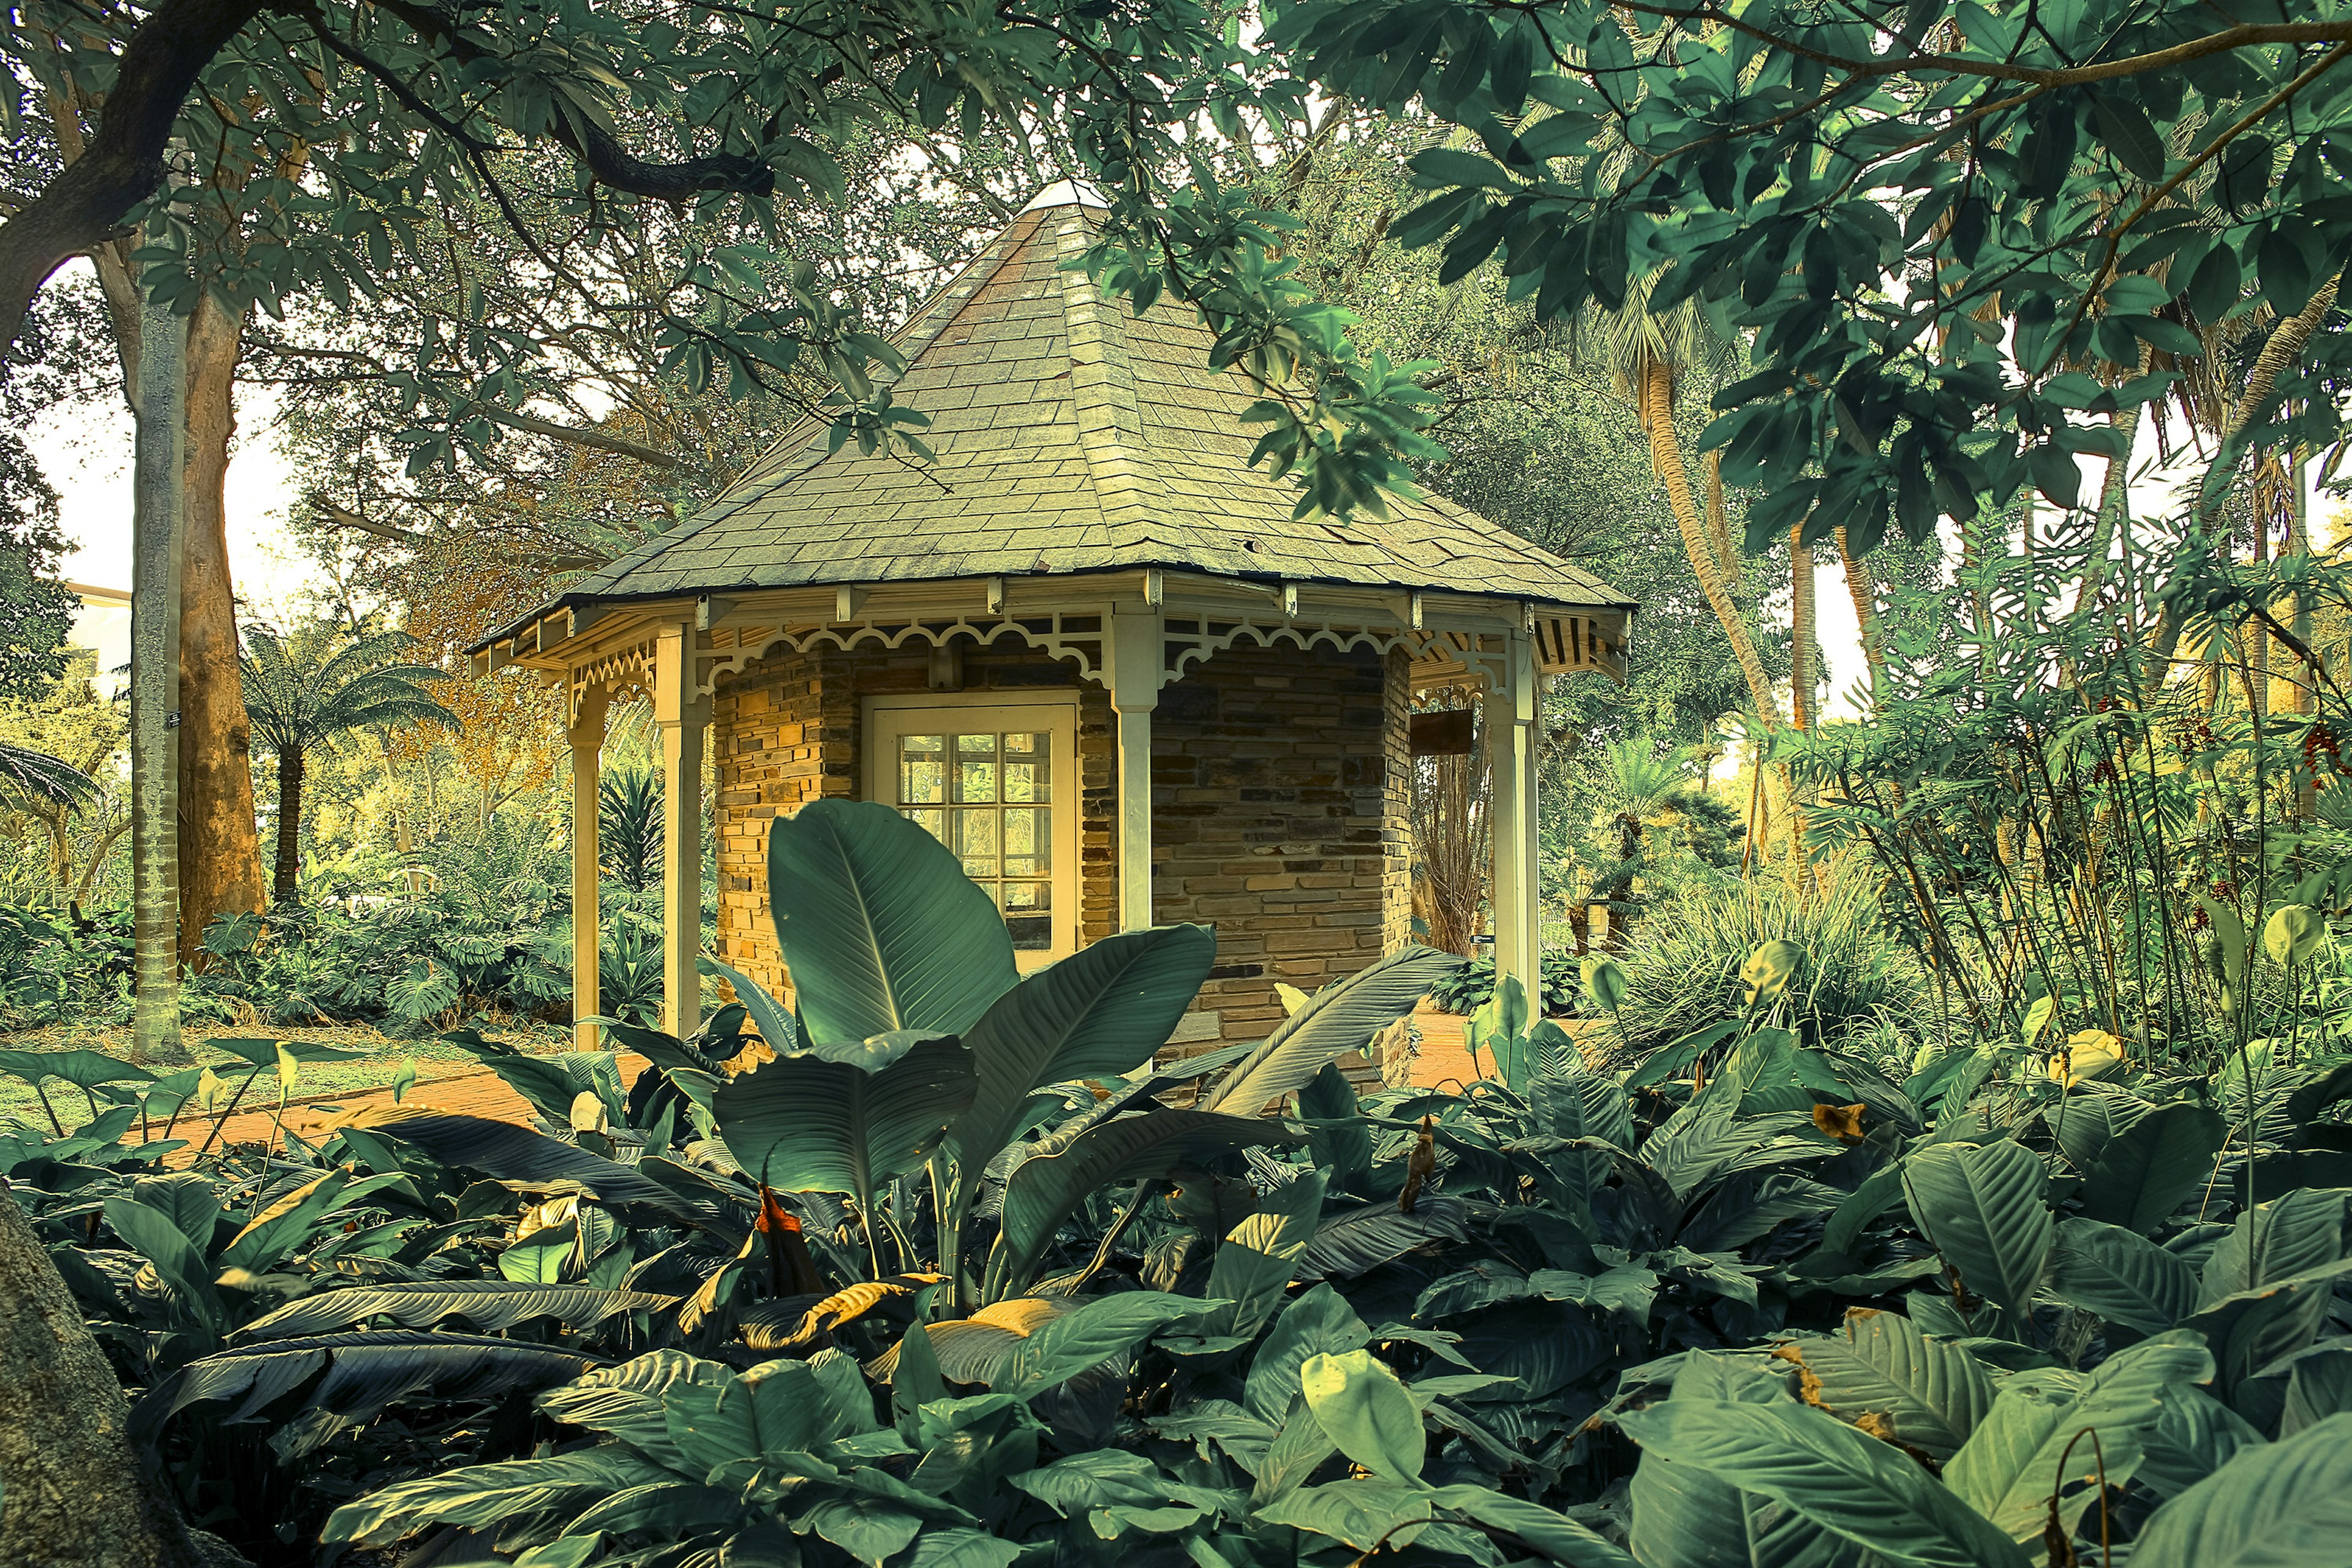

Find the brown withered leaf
[[1812, 1102, 1868, 1141]]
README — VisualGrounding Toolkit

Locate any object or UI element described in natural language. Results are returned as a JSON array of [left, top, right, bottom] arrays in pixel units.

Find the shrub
[[1605, 870, 1941, 1058]]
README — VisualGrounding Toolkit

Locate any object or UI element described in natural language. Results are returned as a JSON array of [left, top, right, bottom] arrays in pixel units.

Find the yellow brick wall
[[709, 636, 1411, 1054]]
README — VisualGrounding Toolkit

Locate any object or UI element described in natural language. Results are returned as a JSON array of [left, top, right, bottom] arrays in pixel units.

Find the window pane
[[954, 733, 998, 804], [1005, 733, 1048, 803], [1003, 807, 1046, 876], [906, 807, 946, 843], [903, 734, 944, 753], [952, 809, 998, 878], [900, 743, 944, 805], [1004, 913, 1054, 951], [1001, 881, 1049, 910]]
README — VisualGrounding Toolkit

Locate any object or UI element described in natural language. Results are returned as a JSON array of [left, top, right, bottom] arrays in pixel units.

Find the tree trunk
[[1640, 361, 1784, 729], [1790, 526, 1816, 733], [176, 292, 264, 963], [0, 1194, 218, 1568], [1834, 526, 1885, 709], [273, 747, 304, 907], [129, 249, 187, 1068]]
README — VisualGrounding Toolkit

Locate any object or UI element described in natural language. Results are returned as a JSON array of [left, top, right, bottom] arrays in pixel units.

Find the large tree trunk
[[176, 293, 263, 963], [273, 747, 304, 907], [0, 1194, 221, 1568]]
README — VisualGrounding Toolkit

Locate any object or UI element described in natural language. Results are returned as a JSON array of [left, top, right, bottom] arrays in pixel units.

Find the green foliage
[[1607, 873, 1940, 1060]]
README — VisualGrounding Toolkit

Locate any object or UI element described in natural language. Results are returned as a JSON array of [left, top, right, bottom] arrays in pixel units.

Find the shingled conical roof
[[555, 189, 1629, 611]]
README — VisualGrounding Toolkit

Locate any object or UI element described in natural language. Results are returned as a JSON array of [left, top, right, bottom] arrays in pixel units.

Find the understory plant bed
[[0, 1019, 570, 1134]]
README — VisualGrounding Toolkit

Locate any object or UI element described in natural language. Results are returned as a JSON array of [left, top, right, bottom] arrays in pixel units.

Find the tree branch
[[0, 0, 269, 355]]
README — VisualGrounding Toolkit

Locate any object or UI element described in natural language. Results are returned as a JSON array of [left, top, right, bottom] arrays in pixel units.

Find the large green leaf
[[2130, 1412, 2352, 1567], [1619, 1399, 2030, 1568], [984, 1107, 1306, 1301], [103, 1196, 225, 1331], [353, 1109, 699, 1221], [322, 1449, 662, 1546], [136, 1332, 597, 1446], [1427, 1485, 1640, 1567], [2079, 1101, 2228, 1234], [995, 1291, 1221, 1395], [1899, 1140, 2052, 1321], [0, 1049, 154, 1090], [714, 1039, 975, 1216], [1773, 1308, 1995, 1462], [2196, 1188, 2351, 1305], [767, 798, 1017, 1042], [238, 1281, 674, 1339], [1943, 1329, 2213, 1542], [1203, 946, 1461, 1116], [2047, 1216, 2199, 1333], [1300, 1349, 1424, 1483], [2137, 1385, 2264, 1499], [940, 924, 1214, 1229], [2185, 1254, 2352, 1404], [1246, 1283, 1372, 1425], [1627, 1452, 1878, 1568], [1193, 1169, 1328, 1342]]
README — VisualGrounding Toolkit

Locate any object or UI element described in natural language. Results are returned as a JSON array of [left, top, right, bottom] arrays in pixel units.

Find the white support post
[[1107, 607, 1162, 932], [1485, 632, 1542, 1003], [568, 685, 609, 1052], [654, 624, 710, 1038]]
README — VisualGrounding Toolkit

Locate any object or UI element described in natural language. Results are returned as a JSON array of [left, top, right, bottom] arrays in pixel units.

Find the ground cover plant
[[1, 801, 2346, 1567]]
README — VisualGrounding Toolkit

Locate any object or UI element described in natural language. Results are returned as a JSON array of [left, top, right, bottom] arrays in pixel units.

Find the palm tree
[[0, 742, 99, 811], [1580, 269, 1785, 734], [241, 624, 455, 907]]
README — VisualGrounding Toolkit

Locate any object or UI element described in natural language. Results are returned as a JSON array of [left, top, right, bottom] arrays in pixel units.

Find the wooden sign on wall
[[1409, 709, 1476, 756]]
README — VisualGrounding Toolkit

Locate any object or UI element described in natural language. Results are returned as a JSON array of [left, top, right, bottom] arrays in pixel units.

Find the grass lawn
[[0, 1016, 574, 1133]]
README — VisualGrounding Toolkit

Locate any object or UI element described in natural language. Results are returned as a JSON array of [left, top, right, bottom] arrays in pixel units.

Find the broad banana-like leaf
[[1619, 1399, 2030, 1568], [352, 1109, 699, 1222], [1627, 1449, 1875, 1568], [2047, 1216, 2198, 1333], [236, 1280, 676, 1340], [767, 798, 1017, 1042], [984, 1108, 1306, 1302], [1899, 1139, 2052, 1321], [1204, 946, 1461, 1117], [135, 1331, 597, 1441], [993, 1291, 1223, 1395], [712, 1038, 975, 1217], [698, 955, 802, 1057], [1191, 1170, 1328, 1341], [2079, 1101, 2227, 1234], [865, 1296, 1077, 1386], [102, 1196, 225, 1331], [1292, 1197, 1471, 1284], [1772, 1308, 1996, 1463], [2047, 1084, 2144, 1172], [2128, 1412, 2352, 1567], [1945, 1329, 2213, 1542], [322, 1448, 668, 1546], [944, 925, 1213, 1186]]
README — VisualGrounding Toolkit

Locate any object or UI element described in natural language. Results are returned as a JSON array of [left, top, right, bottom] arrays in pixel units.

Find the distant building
[[64, 581, 129, 701]]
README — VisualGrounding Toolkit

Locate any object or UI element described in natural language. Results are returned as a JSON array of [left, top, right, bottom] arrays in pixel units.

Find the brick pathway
[[156, 1054, 650, 1164]]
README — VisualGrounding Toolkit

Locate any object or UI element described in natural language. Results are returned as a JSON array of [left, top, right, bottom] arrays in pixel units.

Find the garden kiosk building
[[472, 186, 1635, 1049]]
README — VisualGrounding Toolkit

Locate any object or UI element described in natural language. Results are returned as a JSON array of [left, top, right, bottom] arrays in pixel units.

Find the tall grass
[[1608, 872, 1942, 1062]]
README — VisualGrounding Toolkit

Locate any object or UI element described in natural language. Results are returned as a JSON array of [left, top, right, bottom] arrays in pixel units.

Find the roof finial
[[1022, 178, 1110, 213]]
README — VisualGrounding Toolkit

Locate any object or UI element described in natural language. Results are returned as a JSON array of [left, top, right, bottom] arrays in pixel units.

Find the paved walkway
[[156, 1054, 651, 1164]]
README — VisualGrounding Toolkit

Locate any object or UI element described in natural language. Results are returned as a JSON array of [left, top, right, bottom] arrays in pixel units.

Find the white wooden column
[[567, 685, 609, 1052], [1107, 608, 1163, 932], [1485, 630, 1542, 1000], [654, 623, 710, 1038]]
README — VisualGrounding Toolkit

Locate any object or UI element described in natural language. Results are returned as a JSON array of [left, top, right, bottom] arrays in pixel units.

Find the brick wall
[[708, 634, 1411, 1053]]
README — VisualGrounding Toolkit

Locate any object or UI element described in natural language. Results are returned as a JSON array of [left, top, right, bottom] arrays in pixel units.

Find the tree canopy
[[1273, 2, 2352, 556]]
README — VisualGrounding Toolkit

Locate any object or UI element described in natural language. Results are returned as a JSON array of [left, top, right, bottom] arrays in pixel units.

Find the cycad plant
[[241, 624, 455, 907], [0, 740, 99, 810], [597, 767, 663, 895]]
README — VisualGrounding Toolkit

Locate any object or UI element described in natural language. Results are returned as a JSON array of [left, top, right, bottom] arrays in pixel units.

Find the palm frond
[[0, 741, 102, 810]]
